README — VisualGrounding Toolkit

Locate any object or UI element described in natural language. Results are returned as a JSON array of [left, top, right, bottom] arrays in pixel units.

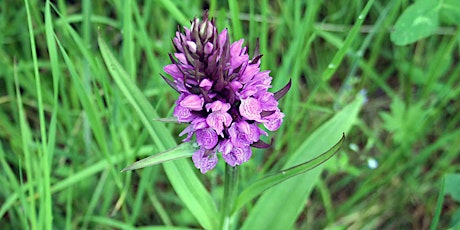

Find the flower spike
[[163, 12, 291, 173]]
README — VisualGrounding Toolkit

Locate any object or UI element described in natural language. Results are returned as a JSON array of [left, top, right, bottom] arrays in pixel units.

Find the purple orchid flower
[[163, 11, 291, 173]]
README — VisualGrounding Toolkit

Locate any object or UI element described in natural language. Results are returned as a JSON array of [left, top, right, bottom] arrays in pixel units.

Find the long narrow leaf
[[242, 94, 364, 230], [233, 134, 344, 213], [98, 37, 218, 230], [121, 142, 198, 172]]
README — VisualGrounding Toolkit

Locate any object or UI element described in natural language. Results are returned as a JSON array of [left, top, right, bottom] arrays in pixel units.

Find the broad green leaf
[[391, 0, 440, 46], [233, 134, 345, 213], [98, 37, 218, 230], [121, 142, 198, 172], [444, 173, 460, 201], [242, 94, 364, 230], [440, 0, 460, 26]]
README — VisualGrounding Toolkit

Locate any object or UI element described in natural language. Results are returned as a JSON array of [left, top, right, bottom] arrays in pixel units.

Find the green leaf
[[242, 94, 364, 230], [98, 37, 218, 230], [233, 134, 345, 213], [440, 0, 460, 26], [431, 173, 460, 229], [444, 173, 460, 202], [121, 142, 198, 172], [391, 0, 440, 46]]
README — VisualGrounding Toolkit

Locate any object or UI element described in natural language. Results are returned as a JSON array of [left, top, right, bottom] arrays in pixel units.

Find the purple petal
[[230, 39, 244, 56], [239, 64, 259, 84], [222, 145, 252, 167], [257, 92, 278, 111], [239, 85, 258, 99], [180, 95, 204, 111], [263, 109, 285, 131], [163, 64, 182, 79], [204, 42, 214, 54], [229, 80, 243, 92], [186, 41, 197, 53], [192, 148, 218, 174], [196, 128, 218, 149], [173, 105, 196, 123], [206, 111, 232, 135], [191, 117, 208, 130], [205, 101, 231, 113], [239, 97, 262, 121], [230, 55, 248, 69], [218, 29, 228, 49], [249, 123, 267, 142], [199, 79, 213, 91], [178, 125, 195, 142], [218, 139, 233, 155], [228, 122, 250, 147], [174, 53, 187, 64]]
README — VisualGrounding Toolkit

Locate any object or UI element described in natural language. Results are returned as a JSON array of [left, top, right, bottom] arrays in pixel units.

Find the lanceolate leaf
[[242, 94, 364, 230], [233, 134, 345, 213], [121, 142, 198, 172]]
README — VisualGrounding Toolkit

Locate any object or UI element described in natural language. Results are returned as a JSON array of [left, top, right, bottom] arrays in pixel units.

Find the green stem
[[220, 164, 239, 230]]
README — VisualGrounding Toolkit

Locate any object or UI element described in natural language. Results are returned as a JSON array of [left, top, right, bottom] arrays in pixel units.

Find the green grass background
[[1, 0, 459, 229]]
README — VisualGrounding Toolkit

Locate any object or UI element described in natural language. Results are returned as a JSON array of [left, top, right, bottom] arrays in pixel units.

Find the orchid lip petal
[[196, 128, 219, 149], [180, 95, 204, 111], [239, 97, 262, 121]]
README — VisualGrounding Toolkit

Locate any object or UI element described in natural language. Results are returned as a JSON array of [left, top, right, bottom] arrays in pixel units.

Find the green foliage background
[[0, 0, 459, 229]]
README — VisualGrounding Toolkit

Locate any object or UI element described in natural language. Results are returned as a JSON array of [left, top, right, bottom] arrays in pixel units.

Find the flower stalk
[[220, 164, 239, 230]]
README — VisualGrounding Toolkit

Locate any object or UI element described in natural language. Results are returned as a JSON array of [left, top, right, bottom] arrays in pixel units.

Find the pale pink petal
[[180, 95, 203, 111], [239, 97, 262, 121]]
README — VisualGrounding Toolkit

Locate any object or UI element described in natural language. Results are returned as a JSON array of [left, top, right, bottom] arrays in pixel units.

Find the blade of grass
[[98, 37, 218, 229], [13, 57, 37, 228], [242, 94, 364, 230], [321, 0, 375, 82], [228, 0, 243, 40], [430, 175, 446, 230], [55, 34, 123, 190], [122, 0, 135, 78], [25, 0, 53, 228], [156, 0, 188, 26]]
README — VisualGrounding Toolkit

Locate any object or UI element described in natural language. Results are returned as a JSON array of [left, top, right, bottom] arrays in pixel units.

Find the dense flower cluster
[[163, 12, 291, 173]]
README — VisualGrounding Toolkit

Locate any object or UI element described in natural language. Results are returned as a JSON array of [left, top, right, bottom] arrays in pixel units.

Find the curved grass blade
[[233, 134, 344, 213], [121, 142, 198, 172]]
